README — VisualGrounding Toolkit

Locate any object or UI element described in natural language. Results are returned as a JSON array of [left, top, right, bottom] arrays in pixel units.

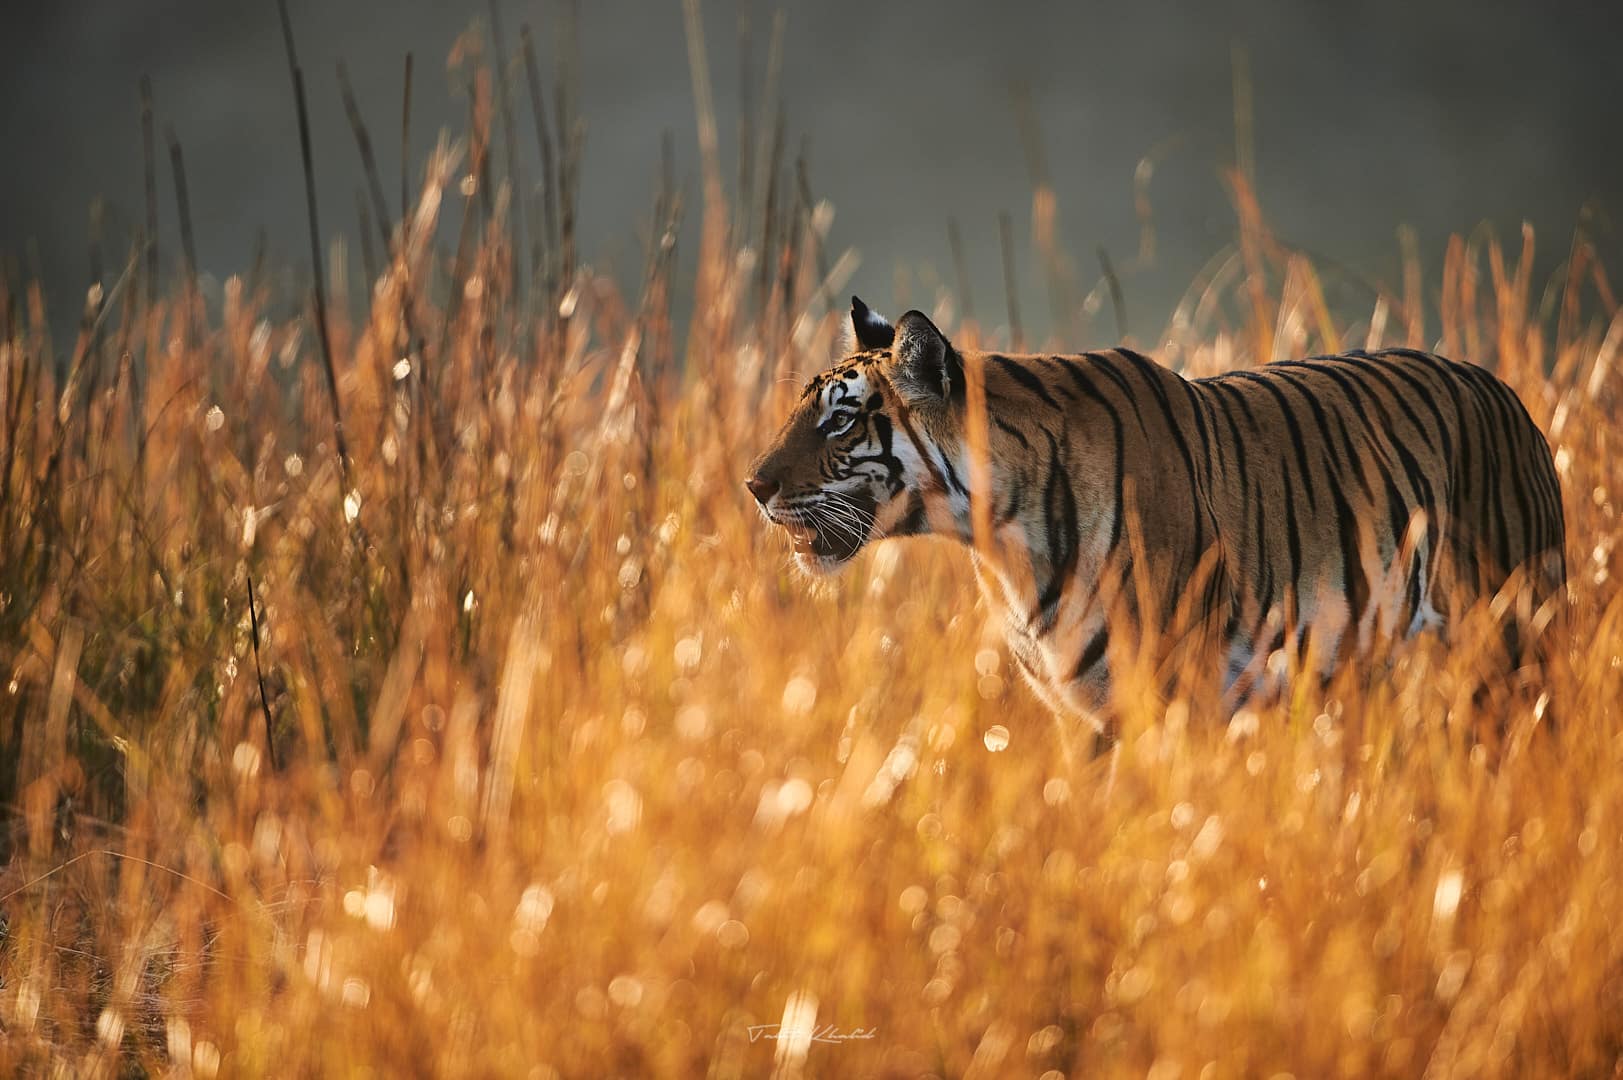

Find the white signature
[[747, 1024, 879, 1045]]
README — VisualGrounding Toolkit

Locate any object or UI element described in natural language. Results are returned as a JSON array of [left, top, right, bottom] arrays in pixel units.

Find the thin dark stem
[[246, 573, 279, 772], [948, 217, 975, 323], [88, 198, 105, 291], [795, 152, 828, 293], [139, 77, 158, 313], [165, 127, 201, 356], [756, 100, 784, 311], [1000, 211, 1023, 351], [488, 0, 529, 301], [276, 0, 351, 488], [736, 0, 755, 248], [356, 190, 380, 287], [1098, 246, 1129, 342], [520, 25, 557, 278], [164, 128, 198, 288], [401, 52, 414, 223], [338, 61, 395, 256], [84, 200, 107, 415]]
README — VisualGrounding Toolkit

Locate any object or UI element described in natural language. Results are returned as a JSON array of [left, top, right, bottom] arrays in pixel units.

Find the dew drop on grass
[[983, 725, 1010, 752], [607, 975, 644, 1008], [231, 742, 261, 779], [603, 779, 642, 834], [364, 880, 396, 931], [675, 704, 709, 741], [205, 405, 224, 432], [392, 357, 412, 380], [515, 884, 555, 934], [1433, 869, 1464, 922], [1226, 709, 1260, 741], [782, 675, 817, 716], [1190, 816, 1225, 861], [341, 977, 371, 1009], [779, 778, 813, 816], [192, 1041, 221, 1080], [691, 900, 728, 935], [96, 1007, 124, 1048], [166, 1017, 191, 1065]]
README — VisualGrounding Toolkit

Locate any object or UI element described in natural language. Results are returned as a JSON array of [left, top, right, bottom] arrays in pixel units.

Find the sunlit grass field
[[4, 17, 1623, 1077]]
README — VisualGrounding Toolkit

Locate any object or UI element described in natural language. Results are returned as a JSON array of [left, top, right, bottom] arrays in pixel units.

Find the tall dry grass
[[3, 14, 1623, 1078]]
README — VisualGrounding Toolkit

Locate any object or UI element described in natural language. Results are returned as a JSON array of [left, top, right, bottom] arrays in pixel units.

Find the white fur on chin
[[792, 549, 856, 579]]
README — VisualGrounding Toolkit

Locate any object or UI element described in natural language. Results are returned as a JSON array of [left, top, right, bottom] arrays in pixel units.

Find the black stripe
[[1055, 358, 1126, 553], [1229, 370, 1320, 516], [1035, 427, 1080, 628], [894, 492, 927, 536], [994, 417, 1030, 449], [1085, 351, 1151, 437], [1208, 377, 1261, 432], [1490, 378, 1564, 562], [1177, 378, 1219, 497], [1114, 348, 1209, 554], [1272, 368, 1368, 500], [1458, 362, 1539, 568], [999, 474, 1026, 525], [1205, 381, 1252, 499], [1450, 360, 1503, 585], [1325, 446, 1369, 643], [992, 356, 1061, 409], [1075, 627, 1109, 680], [1252, 487, 1274, 634], [1328, 356, 1448, 599], [937, 448, 967, 496], [1292, 361, 1424, 587], [1280, 452, 1303, 628], [1332, 353, 1451, 462]]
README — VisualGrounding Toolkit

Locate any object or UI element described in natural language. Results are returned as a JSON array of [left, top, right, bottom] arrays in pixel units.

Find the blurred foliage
[[2, 10, 1623, 1078]]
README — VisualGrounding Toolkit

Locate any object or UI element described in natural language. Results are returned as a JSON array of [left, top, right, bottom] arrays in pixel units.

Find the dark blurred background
[[2, 0, 1619, 344]]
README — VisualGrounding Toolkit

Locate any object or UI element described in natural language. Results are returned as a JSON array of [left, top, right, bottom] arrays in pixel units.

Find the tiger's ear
[[850, 295, 895, 350], [891, 310, 961, 408]]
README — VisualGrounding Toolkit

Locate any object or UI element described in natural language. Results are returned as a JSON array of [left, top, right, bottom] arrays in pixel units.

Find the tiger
[[746, 296, 1567, 733]]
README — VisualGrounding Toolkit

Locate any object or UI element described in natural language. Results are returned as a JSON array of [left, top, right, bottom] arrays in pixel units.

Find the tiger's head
[[746, 297, 966, 575]]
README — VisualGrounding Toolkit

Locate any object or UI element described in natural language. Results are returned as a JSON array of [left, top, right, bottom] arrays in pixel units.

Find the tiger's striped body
[[746, 299, 1566, 730]]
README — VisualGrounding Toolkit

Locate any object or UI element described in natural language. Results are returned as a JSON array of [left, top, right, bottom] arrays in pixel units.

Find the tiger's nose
[[745, 474, 780, 506]]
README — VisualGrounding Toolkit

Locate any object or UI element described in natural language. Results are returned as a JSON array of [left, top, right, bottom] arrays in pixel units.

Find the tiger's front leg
[[999, 611, 1115, 762]]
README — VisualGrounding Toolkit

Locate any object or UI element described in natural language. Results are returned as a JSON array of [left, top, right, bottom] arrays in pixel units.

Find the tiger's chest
[[972, 546, 1113, 727]]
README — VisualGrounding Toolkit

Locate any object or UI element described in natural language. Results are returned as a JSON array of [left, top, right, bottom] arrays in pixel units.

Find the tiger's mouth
[[773, 493, 877, 567], [783, 521, 860, 560]]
